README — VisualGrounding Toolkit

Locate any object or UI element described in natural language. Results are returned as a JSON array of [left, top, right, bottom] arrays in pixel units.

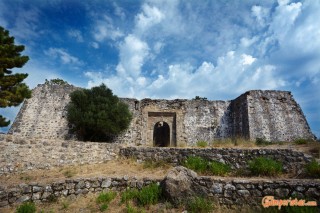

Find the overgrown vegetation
[[120, 183, 162, 207], [305, 159, 320, 178], [255, 137, 271, 146], [248, 157, 283, 176], [142, 159, 169, 169], [45, 78, 68, 85], [67, 84, 132, 142], [96, 191, 117, 212], [294, 138, 309, 145], [16, 202, 36, 213], [186, 197, 214, 213], [183, 156, 231, 176]]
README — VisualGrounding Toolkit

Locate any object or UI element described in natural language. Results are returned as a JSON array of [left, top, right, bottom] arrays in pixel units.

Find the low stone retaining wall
[[0, 174, 319, 208], [0, 135, 119, 175], [0, 176, 161, 208], [120, 147, 313, 174]]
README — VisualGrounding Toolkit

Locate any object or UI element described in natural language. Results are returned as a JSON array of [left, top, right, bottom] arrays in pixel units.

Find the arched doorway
[[153, 121, 170, 147]]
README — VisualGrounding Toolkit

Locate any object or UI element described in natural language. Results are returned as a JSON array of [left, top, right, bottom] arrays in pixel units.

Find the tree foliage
[[0, 26, 31, 127], [67, 84, 132, 142]]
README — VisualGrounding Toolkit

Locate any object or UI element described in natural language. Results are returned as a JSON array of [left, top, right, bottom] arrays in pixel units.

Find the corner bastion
[[8, 82, 315, 145]]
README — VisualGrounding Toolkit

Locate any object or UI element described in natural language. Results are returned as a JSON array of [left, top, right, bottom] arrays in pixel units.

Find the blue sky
[[0, 0, 319, 138]]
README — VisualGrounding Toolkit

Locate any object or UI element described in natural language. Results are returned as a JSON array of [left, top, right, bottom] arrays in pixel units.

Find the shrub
[[305, 160, 320, 178], [126, 204, 145, 213], [183, 156, 207, 173], [208, 161, 231, 176], [16, 202, 36, 213], [196, 141, 208, 147], [137, 183, 161, 206], [67, 84, 132, 142], [248, 157, 283, 176], [186, 197, 213, 213]]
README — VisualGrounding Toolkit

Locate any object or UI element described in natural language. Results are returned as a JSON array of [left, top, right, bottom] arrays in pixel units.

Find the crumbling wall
[[8, 83, 78, 139], [246, 91, 315, 141], [8, 83, 315, 144]]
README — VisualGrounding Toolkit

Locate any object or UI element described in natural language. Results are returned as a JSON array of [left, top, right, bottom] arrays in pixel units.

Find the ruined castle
[[8, 82, 315, 146]]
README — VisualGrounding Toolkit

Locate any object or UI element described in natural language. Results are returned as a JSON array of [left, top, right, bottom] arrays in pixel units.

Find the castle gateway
[[8, 82, 315, 146]]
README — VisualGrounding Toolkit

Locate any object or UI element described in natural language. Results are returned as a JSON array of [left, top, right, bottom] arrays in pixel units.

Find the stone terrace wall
[[0, 175, 319, 208], [0, 135, 119, 175], [120, 147, 313, 174]]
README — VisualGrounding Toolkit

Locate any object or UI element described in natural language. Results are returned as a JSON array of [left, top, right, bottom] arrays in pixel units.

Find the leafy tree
[[67, 84, 132, 142], [0, 26, 31, 127]]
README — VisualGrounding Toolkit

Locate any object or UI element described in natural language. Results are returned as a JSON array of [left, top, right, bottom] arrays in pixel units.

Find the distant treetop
[[45, 78, 68, 85]]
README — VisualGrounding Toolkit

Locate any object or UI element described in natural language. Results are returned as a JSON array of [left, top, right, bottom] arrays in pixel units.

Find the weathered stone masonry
[[8, 82, 315, 145]]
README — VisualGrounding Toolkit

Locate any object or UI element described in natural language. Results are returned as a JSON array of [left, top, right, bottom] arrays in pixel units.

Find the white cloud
[[241, 54, 256, 65], [44, 48, 83, 65], [117, 34, 149, 78], [68, 29, 84, 42], [93, 15, 124, 42], [135, 4, 164, 34]]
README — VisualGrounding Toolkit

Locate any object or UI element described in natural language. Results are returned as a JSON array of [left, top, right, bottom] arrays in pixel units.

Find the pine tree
[[0, 26, 31, 127]]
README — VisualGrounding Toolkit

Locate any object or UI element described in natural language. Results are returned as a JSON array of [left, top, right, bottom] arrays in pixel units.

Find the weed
[[126, 203, 145, 213], [46, 195, 58, 203], [16, 202, 36, 213], [96, 191, 117, 204], [137, 183, 162, 206], [186, 197, 214, 213], [99, 203, 109, 212], [61, 200, 69, 210], [121, 188, 139, 204], [248, 157, 283, 176], [255, 138, 270, 146], [196, 141, 208, 147], [294, 138, 309, 145], [20, 175, 32, 181], [183, 156, 207, 173], [305, 159, 320, 178], [208, 161, 231, 176]]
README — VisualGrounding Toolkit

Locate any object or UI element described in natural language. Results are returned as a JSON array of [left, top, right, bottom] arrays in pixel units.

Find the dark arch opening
[[153, 121, 170, 147]]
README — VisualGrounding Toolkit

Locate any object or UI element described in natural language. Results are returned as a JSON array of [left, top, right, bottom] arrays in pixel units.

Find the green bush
[[248, 157, 283, 176], [67, 84, 132, 142], [137, 183, 161, 206], [183, 156, 207, 173], [208, 161, 231, 176], [186, 197, 213, 213], [305, 160, 320, 178], [16, 202, 36, 213], [196, 141, 208, 147]]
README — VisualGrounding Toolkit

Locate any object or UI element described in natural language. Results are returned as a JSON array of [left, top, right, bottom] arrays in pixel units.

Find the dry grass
[[0, 158, 172, 187]]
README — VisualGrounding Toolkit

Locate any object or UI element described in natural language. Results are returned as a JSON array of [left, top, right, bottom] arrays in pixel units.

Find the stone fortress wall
[[8, 82, 315, 146]]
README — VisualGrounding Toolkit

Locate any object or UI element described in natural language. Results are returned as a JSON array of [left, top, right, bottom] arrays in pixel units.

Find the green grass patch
[[255, 138, 271, 146], [196, 141, 208, 147], [183, 156, 231, 176], [16, 202, 36, 213], [126, 204, 145, 213], [186, 197, 214, 213], [305, 159, 320, 178], [96, 191, 117, 212], [208, 161, 231, 176], [137, 183, 161, 206], [183, 156, 207, 173], [121, 183, 162, 207], [248, 157, 283, 176], [294, 138, 309, 145]]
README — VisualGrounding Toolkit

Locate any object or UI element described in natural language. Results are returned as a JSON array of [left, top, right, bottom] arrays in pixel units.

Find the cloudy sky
[[0, 0, 319, 138]]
